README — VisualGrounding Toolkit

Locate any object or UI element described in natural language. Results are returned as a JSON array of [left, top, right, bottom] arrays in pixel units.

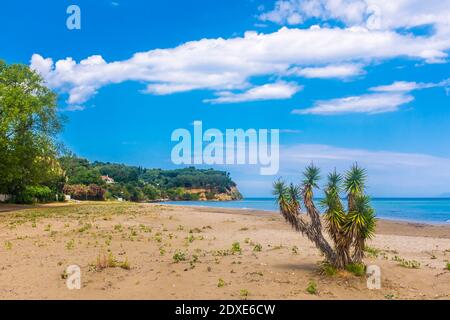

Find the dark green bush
[[15, 185, 54, 204]]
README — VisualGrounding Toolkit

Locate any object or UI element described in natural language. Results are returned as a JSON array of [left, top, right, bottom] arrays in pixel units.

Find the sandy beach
[[0, 202, 449, 300]]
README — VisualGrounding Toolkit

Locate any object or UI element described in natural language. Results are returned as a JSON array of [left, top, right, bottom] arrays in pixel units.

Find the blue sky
[[1, 0, 450, 197]]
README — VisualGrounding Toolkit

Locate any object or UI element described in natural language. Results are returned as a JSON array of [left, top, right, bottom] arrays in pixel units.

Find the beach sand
[[0, 202, 448, 300]]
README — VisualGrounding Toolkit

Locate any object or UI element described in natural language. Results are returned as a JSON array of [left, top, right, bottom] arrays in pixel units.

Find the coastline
[[159, 203, 450, 238], [0, 201, 449, 299]]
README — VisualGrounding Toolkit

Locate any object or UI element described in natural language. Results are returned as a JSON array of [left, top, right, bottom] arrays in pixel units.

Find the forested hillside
[[59, 155, 242, 202]]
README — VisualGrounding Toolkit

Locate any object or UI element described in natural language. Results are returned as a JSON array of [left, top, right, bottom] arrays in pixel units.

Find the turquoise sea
[[163, 198, 450, 224]]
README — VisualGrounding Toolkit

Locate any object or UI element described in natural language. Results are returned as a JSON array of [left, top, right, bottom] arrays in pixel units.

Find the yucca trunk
[[352, 238, 365, 263], [303, 189, 322, 233], [278, 203, 338, 267], [347, 194, 356, 213], [334, 235, 352, 268]]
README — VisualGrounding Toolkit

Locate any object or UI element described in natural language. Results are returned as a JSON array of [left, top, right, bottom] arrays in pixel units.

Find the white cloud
[[370, 79, 450, 92], [259, 0, 450, 35], [292, 92, 414, 115], [294, 77, 449, 115], [30, 24, 450, 108], [260, 0, 366, 26], [204, 82, 302, 104], [289, 63, 364, 78], [63, 105, 86, 112], [370, 81, 433, 92]]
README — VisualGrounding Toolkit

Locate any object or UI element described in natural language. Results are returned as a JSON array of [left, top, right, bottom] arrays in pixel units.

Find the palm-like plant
[[273, 180, 304, 232], [322, 170, 344, 234], [321, 170, 351, 267], [274, 164, 376, 269], [273, 180, 290, 213], [287, 183, 301, 213], [345, 195, 377, 263], [301, 164, 322, 232], [344, 163, 367, 211]]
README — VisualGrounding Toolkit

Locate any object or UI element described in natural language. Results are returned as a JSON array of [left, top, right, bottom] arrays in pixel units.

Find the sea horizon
[[162, 197, 450, 225]]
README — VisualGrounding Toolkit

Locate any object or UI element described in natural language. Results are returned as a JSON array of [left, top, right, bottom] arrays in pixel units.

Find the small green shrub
[[364, 246, 381, 258], [173, 250, 186, 263], [4, 241, 12, 250], [66, 239, 75, 250], [78, 223, 92, 233], [240, 289, 249, 297], [345, 263, 366, 276], [231, 241, 241, 254], [320, 262, 337, 276], [253, 244, 262, 252], [306, 281, 317, 294], [217, 278, 226, 288], [15, 185, 54, 204], [119, 258, 131, 270]]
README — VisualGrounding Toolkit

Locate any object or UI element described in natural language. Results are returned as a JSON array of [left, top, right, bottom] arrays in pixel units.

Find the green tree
[[0, 60, 63, 200]]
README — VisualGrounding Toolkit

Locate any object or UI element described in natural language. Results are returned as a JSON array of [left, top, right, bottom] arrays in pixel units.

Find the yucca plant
[[274, 163, 376, 269], [344, 164, 367, 211], [321, 170, 351, 268], [344, 195, 376, 263]]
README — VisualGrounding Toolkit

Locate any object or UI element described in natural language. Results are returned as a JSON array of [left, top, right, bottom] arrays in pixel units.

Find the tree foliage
[[273, 164, 377, 268], [59, 155, 240, 202], [0, 60, 64, 200]]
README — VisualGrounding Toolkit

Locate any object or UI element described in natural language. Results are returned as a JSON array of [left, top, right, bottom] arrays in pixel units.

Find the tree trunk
[[352, 238, 365, 263], [279, 204, 338, 267]]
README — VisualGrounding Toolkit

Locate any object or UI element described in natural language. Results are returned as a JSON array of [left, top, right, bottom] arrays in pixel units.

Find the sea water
[[162, 198, 450, 224]]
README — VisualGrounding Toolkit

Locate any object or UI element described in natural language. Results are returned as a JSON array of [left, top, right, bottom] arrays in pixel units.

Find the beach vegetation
[[393, 256, 421, 269], [364, 246, 381, 258], [240, 289, 250, 298], [273, 163, 377, 269], [217, 278, 226, 287], [231, 241, 242, 254], [212, 249, 231, 257], [253, 243, 262, 252], [306, 281, 317, 294], [4, 241, 12, 250], [66, 239, 75, 250], [119, 258, 131, 270], [345, 263, 366, 276], [95, 251, 117, 270], [320, 261, 337, 276], [173, 250, 187, 262]]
